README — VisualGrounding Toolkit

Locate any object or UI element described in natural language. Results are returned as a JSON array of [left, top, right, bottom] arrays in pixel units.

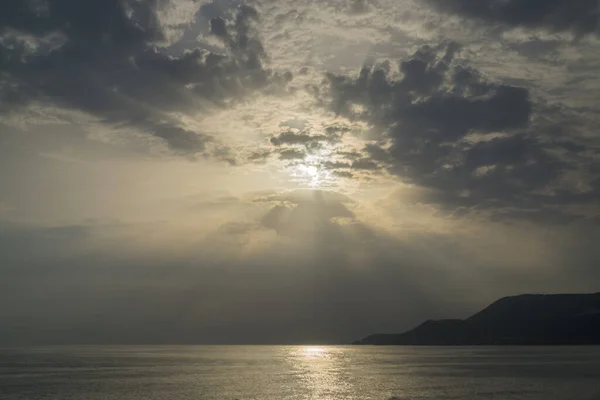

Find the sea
[[1, 346, 599, 400]]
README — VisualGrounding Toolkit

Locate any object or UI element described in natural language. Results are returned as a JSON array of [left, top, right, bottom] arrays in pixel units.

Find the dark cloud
[[323, 161, 352, 169], [270, 131, 328, 146], [326, 44, 531, 141], [247, 149, 272, 162], [351, 158, 379, 170], [278, 148, 306, 160], [321, 43, 598, 222], [269, 123, 348, 149], [429, 0, 600, 36], [209, 16, 229, 38], [488, 208, 581, 226], [347, 0, 372, 15], [148, 123, 212, 153], [336, 150, 363, 159], [325, 124, 353, 135], [0, 1, 290, 154], [332, 170, 354, 179]]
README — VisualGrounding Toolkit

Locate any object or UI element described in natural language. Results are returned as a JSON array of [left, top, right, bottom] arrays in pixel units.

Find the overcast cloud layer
[[1, 0, 599, 344]]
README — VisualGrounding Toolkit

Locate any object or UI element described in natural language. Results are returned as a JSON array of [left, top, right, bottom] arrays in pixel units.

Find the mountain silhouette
[[355, 293, 600, 345]]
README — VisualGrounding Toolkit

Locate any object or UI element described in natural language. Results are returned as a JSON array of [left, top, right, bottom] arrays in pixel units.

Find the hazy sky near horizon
[[1, 0, 600, 344]]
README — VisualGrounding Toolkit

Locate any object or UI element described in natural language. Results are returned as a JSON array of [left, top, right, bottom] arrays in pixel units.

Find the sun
[[288, 152, 334, 188], [304, 165, 319, 177]]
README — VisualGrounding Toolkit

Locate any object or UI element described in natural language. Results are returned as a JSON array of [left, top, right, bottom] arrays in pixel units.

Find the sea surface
[[1, 346, 599, 400]]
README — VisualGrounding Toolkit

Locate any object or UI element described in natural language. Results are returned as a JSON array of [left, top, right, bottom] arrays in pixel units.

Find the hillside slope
[[355, 293, 600, 345]]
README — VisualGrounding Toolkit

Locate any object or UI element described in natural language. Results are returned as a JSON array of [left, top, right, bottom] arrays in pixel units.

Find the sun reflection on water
[[286, 346, 354, 399], [303, 346, 327, 356]]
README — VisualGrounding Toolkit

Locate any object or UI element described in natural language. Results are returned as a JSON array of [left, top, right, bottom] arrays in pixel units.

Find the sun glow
[[304, 165, 319, 177], [288, 152, 334, 188]]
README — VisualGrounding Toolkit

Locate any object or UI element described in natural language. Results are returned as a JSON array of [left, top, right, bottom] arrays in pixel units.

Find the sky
[[1, 0, 600, 345]]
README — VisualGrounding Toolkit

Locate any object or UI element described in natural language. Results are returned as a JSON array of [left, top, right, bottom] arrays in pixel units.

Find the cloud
[[247, 149, 272, 163], [270, 131, 327, 146], [279, 118, 308, 130], [268, 121, 348, 150], [323, 161, 351, 169], [2, 0, 600, 347], [0, 1, 291, 155], [332, 170, 354, 178], [326, 43, 532, 138], [278, 148, 306, 160], [319, 42, 599, 222], [347, 0, 373, 15], [351, 158, 379, 170], [428, 0, 600, 36]]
